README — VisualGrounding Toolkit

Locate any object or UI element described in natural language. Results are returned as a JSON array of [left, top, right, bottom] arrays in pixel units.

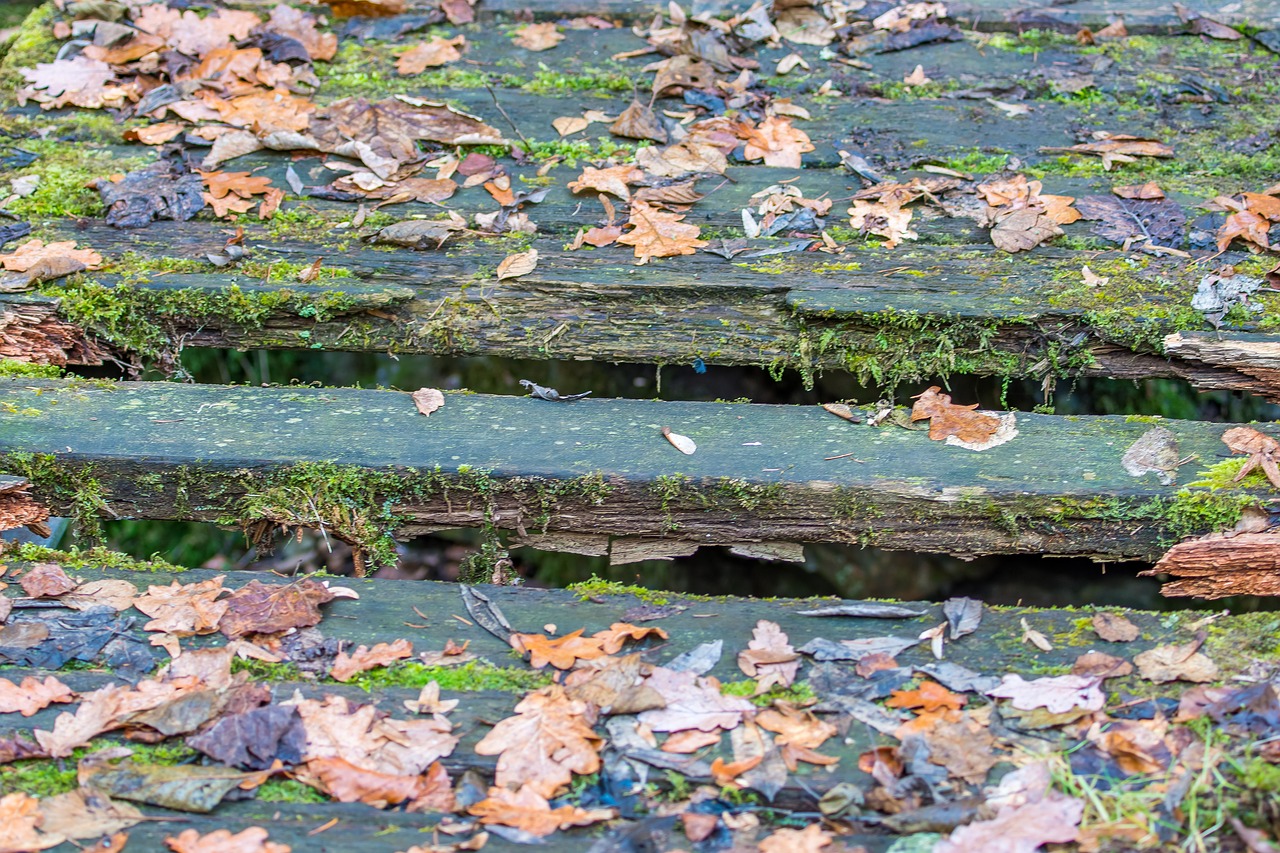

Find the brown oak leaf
[[331, 639, 414, 682], [218, 579, 340, 638], [133, 577, 230, 636], [910, 386, 1000, 445], [738, 116, 814, 169], [0, 675, 74, 717], [1222, 426, 1280, 489], [166, 826, 291, 853], [512, 23, 564, 51], [736, 620, 800, 693], [396, 37, 466, 74], [301, 756, 454, 810], [474, 685, 602, 797], [19, 563, 76, 598], [468, 784, 614, 837], [618, 201, 708, 264], [0, 239, 103, 289], [567, 165, 645, 199]]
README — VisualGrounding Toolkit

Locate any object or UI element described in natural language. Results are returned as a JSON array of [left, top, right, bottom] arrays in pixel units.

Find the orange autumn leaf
[[710, 753, 764, 786], [738, 116, 814, 169], [302, 756, 454, 810], [858, 746, 904, 776], [473, 685, 602, 797], [396, 36, 465, 74], [759, 823, 834, 853], [885, 680, 967, 712], [737, 620, 800, 692], [0, 793, 60, 852], [512, 23, 564, 51], [1217, 210, 1271, 252], [330, 638, 414, 682], [0, 675, 74, 717], [567, 165, 645, 199], [510, 628, 607, 670], [0, 239, 103, 288], [618, 201, 708, 264], [910, 386, 1001, 446], [592, 622, 668, 654], [166, 826, 290, 853], [468, 785, 614, 837]]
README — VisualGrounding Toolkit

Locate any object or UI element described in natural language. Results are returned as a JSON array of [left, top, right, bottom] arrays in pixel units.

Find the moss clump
[[2, 452, 108, 541], [568, 574, 672, 605], [232, 657, 553, 693], [3, 542, 185, 572], [720, 679, 816, 706], [0, 359, 62, 379]]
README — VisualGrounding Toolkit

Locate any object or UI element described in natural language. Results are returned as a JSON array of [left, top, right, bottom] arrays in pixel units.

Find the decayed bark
[[1163, 333, 1280, 403], [0, 477, 51, 538], [1144, 531, 1280, 598], [0, 304, 111, 367]]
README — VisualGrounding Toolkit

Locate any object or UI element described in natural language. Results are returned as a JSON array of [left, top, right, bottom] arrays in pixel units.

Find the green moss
[[932, 149, 1009, 175], [4, 542, 185, 572], [515, 136, 640, 167], [231, 657, 552, 693], [0, 3, 60, 93], [3, 452, 108, 541], [0, 359, 63, 379], [567, 574, 671, 605], [720, 679, 816, 706], [520, 67, 633, 96], [256, 779, 331, 803]]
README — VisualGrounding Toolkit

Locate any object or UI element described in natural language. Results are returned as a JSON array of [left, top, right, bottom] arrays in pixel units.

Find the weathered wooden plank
[[22, 221, 1279, 399], [0, 378, 1265, 562], [0, 568, 1272, 850], [289, 0, 1280, 30]]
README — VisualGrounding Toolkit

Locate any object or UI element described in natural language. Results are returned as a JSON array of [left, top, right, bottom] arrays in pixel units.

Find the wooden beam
[[0, 379, 1265, 562]]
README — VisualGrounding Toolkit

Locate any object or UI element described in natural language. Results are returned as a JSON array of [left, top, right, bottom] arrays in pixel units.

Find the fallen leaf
[[987, 673, 1105, 713], [21, 56, 126, 110], [639, 667, 754, 733], [910, 387, 1000, 446], [739, 116, 814, 169], [0, 792, 61, 851], [1042, 133, 1173, 170], [1021, 617, 1053, 651], [218, 579, 340, 638], [847, 198, 916, 248], [1134, 636, 1219, 683], [1074, 195, 1186, 246], [618, 201, 708, 263], [552, 115, 589, 136], [609, 99, 668, 143], [413, 388, 445, 416], [38, 790, 142, 844], [474, 685, 602, 797], [396, 36, 465, 74], [95, 161, 205, 229], [0, 675, 73, 717], [512, 23, 563, 51], [1072, 651, 1133, 679], [990, 207, 1064, 252], [133, 577, 230, 636], [266, 4, 337, 62], [80, 754, 260, 813], [496, 249, 539, 280], [936, 792, 1083, 852], [166, 826, 291, 852], [124, 123, 185, 145], [662, 426, 697, 455], [187, 704, 306, 770], [0, 240, 103, 289], [737, 620, 800, 692], [593, 622, 668, 654], [1092, 612, 1141, 642], [301, 756, 453, 810], [19, 563, 76, 597], [468, 784, 614, 837], [759, 823, 832, 852], [1223, 426, 1280, 489], [886, 681, 966, 712], [1114, 182, 1165, 199], [331, 638, 414, 682], [567, 165, 644, 199]]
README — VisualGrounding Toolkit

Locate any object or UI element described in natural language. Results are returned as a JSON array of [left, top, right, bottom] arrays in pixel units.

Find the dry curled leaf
[[468, 784, 614, 837], [412, 388, 445, 416], [474, 685, 602, 797], [396, 36, 465, 74], [0, 675, 74, 717], [1223, 426, 1280, 489], [0, 239, 103, 289], [1092, 612, 1140, 642], [512, 23, 564, 51], [19, 563, 76, 598], [496, 249, 538, 280], [662, 426, 697, 455], [166, 826, 291, 852]]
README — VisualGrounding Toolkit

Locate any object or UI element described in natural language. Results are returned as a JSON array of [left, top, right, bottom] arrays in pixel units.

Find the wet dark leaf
[[97, 161, 205, 229]]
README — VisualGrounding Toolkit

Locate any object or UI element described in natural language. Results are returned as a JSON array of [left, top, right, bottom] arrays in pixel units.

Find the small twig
[[485, 85, 530, 147], [824, 452, 865, 462]]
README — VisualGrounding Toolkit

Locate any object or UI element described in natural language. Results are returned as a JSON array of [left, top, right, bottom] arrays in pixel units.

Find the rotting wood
[[1163, 332, 1280, 400], [1144, 531, 1280, 598], [0, 301, 111, 368], [0, 379, 1269, 563]]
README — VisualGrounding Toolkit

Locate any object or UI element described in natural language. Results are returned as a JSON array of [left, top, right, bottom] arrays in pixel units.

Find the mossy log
[[18, 222, 1280, 399], [0, 378, 1267, 563]]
